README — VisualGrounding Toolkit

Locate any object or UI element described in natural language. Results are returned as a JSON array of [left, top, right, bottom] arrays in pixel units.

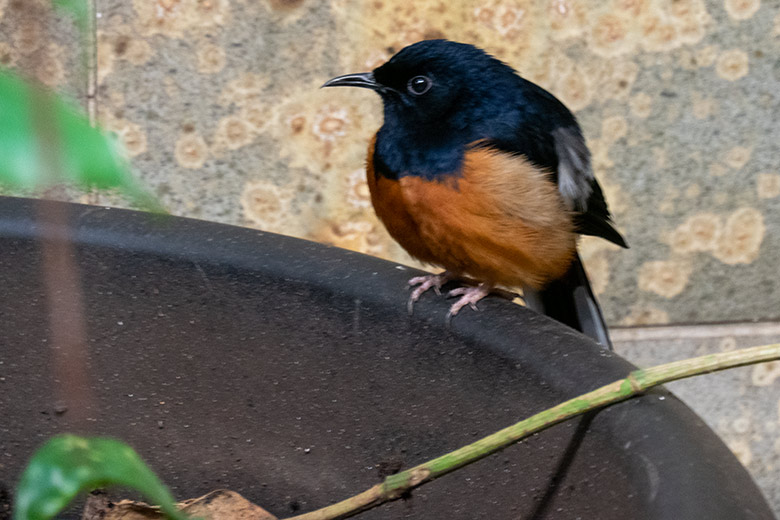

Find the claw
[[407, 271, 453, 315], [445, 283, 493, 323]]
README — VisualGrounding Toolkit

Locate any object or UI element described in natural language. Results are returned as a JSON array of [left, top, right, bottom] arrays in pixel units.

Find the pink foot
[[446, 283, 493, 322], [407, 271, 454, 315]]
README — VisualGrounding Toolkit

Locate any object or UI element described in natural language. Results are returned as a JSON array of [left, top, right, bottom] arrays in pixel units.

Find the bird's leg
[[490, 286, 521, 302], [445, 283, 493, 323], [407, 271, 455, 315]]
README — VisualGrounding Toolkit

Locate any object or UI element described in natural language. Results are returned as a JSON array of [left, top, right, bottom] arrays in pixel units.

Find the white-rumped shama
[[323, 39, 627, 348]]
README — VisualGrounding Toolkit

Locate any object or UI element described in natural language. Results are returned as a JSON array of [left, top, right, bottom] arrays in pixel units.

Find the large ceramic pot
[[0, 196, 773, 519]]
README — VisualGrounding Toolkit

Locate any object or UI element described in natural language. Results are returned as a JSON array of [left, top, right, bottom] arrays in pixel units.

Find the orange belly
[[366, 138, 577, 289]]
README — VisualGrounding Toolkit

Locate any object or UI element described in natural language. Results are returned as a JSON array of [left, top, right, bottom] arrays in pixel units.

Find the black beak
[[321, 72, 381, 90]]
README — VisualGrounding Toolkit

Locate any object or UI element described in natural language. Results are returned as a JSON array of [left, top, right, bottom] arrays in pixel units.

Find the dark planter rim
[[0, 195, 774, 520]]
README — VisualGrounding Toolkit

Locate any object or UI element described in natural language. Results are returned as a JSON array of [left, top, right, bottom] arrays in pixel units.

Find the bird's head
[[323, 39, 519, 132]]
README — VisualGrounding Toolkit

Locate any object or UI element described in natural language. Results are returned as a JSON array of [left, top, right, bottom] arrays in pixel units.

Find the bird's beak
[[321, 72, 381, 90]]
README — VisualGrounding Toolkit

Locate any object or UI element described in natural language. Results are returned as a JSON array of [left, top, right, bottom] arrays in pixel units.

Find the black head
[[322, 40, 579, 181], [323, 39, 520, 128]]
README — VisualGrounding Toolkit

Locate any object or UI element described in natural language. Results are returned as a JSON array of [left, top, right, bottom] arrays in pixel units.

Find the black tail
[[522, 254, 613, 349]]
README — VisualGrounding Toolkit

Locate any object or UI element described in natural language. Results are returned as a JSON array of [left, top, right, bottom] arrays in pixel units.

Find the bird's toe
[[445, 283, 493, 322]]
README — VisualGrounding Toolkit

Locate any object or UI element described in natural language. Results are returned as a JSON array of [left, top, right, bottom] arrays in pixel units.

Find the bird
[[322, 39, 627, 348]]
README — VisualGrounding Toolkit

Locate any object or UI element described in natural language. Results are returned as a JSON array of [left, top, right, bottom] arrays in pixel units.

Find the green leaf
[[51, 0, 89, 34], [13, 434, 188, 520], [0, 69, 163, 211], [0, 69, 121, 189]]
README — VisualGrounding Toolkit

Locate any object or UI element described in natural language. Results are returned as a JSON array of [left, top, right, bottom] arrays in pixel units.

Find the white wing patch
[[552, 126, 593, 211]]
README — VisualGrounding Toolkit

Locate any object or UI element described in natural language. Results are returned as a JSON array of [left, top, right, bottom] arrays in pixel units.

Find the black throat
[[373, 123, 470, 182]]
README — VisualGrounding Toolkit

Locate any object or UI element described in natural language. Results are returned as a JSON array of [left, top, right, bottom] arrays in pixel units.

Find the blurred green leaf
[[51, 0, 88, 34], [13, 434, 188, 520], [0, 69, 162, 211], [0, 69, 122, 188]]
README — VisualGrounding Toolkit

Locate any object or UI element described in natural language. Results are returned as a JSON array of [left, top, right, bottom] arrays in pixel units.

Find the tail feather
[[522, 254, 613, 349]]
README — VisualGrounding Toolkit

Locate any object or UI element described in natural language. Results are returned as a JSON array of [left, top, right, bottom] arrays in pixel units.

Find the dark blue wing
[[483, 78, 627, 248]]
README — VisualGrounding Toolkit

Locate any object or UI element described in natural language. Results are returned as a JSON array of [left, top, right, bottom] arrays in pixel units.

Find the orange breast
[[366, 137, 577, 289]]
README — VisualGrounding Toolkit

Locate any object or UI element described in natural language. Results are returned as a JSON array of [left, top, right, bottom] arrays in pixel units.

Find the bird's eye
[[407, 75, 432, 95]]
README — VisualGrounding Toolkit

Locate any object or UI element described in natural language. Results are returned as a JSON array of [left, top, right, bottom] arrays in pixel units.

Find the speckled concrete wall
[[3, 0, 778, 327], [0, 1, 83, 98]]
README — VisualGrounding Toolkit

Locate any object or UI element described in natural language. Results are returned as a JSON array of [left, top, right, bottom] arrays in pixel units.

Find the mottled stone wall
[[1, 0, 778, 325]]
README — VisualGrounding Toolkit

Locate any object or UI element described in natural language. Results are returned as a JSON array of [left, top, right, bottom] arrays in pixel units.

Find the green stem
[[283, 343, 780, 520], [86, 0, 98, 126]]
